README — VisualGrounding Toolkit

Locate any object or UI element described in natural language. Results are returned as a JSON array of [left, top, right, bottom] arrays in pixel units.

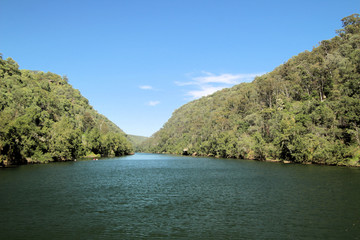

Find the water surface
[[1, 153, 360, 239]]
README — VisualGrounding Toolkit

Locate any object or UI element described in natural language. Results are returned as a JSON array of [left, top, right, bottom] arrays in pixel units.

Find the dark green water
[[1, 153, 360, 239]]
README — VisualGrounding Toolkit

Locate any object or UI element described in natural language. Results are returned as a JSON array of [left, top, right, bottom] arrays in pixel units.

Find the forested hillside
[[144, 14, 360, 166], [0, 57, 133, 166], [127, 134, 149, 152]]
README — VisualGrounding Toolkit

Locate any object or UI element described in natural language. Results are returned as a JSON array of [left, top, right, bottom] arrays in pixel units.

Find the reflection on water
[[1, 153, 360, 239]]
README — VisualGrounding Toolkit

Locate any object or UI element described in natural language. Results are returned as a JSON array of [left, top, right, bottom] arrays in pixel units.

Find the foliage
[[143, 14, 360, 166], [0, 58, 133, 165], [127, 134, 149, 152]]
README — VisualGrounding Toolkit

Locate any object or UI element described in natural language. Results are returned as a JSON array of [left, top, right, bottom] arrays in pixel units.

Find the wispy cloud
[[176, 71, 263, 99], [139, 85, 153, 90], [193, 71, 260, 84], [187, 86, 225, 99], [147, 100, 160, 106]]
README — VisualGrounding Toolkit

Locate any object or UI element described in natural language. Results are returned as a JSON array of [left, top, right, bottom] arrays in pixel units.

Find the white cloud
[[187, 86, 225, 99], [193, 72, 260, 84], [147, 100, 160, 106], [176, 71, 263, 99], [139, 85, 153, 90]]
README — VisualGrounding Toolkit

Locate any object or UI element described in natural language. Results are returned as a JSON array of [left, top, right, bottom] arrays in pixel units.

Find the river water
[[1, 153, 360, 239]]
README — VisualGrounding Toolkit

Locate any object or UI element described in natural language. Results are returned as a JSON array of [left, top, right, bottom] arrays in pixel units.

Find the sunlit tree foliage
[[0, 59, 133, 166], [143, 14, 360, 166]]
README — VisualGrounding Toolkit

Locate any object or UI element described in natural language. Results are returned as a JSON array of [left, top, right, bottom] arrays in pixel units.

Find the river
[[1, 153, 360, 239]]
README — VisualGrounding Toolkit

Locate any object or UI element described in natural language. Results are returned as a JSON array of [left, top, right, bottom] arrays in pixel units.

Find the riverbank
[[0, 152, 135, 167], [146, 151, 360, 168]]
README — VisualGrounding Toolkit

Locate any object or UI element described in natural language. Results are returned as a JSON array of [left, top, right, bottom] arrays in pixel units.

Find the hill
[[127, 134, 149, 152], [0, 57, 133, 166], [143, 14, 360, 166]]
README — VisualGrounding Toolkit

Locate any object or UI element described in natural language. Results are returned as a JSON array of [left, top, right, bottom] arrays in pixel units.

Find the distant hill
[[0, 56, 133, 166], [143, 14, 360, 166], [127, 135, 149, 152]]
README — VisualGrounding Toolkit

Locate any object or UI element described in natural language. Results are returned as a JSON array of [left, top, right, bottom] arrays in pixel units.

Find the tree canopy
[[143, 14, 360, 166], [0, 58, 133, 166]]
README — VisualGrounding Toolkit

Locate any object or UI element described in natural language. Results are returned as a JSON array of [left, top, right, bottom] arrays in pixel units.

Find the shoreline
[[2, 151, 359, 168], [141, 151, 360, 168], [0, 152, 135, 168]]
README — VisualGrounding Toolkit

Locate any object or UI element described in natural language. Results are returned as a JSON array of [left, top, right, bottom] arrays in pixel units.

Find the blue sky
[[1, 0, 358, 136]]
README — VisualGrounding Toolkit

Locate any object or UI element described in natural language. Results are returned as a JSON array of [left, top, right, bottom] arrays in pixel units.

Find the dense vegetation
[[144, 14, 360, 166], [0, 57, 133, 166], [127, 134, 149, 152]]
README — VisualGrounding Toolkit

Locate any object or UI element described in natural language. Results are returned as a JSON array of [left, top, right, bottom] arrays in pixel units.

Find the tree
[[142, 14, 360, 166]]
